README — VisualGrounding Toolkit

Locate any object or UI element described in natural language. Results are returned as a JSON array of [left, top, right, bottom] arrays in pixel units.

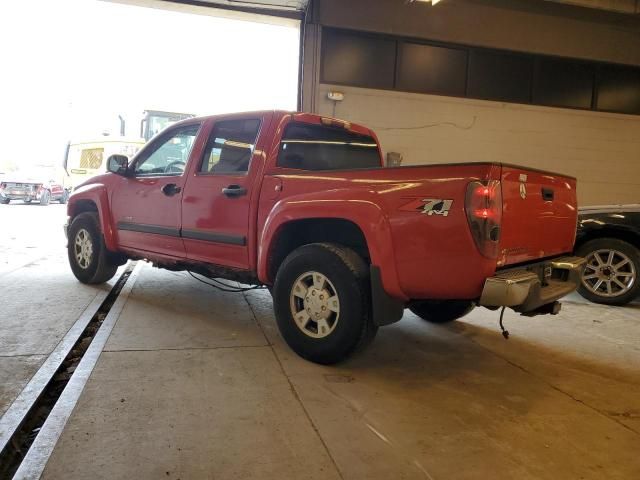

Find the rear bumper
[[2, 194, 36, 201], [0, 189, 44, 201], [479, 256, 585, 313]]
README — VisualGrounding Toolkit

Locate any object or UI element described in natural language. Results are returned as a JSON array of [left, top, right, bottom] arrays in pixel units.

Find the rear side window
[[200, 119, 261, 174], [277, 123, 380, 171]]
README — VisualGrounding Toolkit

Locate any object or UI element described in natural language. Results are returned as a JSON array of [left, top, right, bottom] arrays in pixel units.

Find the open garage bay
[[2, 1, 640, 479]]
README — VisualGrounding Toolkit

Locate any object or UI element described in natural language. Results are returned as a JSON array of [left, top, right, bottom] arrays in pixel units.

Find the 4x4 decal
[[400, 198, 454, 217]]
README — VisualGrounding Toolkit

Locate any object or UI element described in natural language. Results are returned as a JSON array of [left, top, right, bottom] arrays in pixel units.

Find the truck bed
[[268, 162, 577, 300]]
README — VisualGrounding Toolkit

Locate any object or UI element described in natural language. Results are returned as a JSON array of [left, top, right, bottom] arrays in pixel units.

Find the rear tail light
[[465, 180, 502, 259]]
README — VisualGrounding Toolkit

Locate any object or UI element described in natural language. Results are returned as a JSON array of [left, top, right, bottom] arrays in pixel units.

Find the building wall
[[316, 83, 640, 205], [302, 0, 640, 206]]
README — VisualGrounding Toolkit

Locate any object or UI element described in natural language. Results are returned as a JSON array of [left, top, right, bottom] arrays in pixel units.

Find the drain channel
[[0, 266, 133, 479]]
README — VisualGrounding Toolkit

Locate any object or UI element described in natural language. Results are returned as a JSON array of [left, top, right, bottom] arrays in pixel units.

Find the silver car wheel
[[74, 228, 94, 270], [289, 271, 340, 339], [582, 249, 636, 298]]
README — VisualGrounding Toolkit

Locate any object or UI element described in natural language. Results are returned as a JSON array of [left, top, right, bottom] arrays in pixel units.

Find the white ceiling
[[105, 0, 305, 26], [190, 0, 309, 13]]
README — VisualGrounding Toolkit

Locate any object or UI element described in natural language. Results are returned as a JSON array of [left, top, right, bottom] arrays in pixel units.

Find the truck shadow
[[246, 288, 638, 412], [334, 308, 640, 425], [120, 270, 640, 412]]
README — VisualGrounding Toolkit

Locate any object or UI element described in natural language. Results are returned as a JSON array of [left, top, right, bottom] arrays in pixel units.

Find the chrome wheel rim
[[289, 271, 340, 339], [74, 228, 93, 269], [582, 249, 636, 298]]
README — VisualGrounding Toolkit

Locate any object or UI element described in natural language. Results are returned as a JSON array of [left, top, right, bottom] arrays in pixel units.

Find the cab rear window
[[277, 122, 380, 171]]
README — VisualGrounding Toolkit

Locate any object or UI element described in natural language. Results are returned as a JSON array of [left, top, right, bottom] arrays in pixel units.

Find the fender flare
[[68, 184, 118, 251], [258, 191, 408, 301]]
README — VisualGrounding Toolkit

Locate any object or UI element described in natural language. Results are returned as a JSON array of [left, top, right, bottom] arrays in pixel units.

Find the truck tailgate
[[499, 165, 577, 266]]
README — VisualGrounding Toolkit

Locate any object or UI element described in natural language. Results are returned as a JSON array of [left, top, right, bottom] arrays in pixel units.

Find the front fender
[[258, 189, 408, 301], [68, 184, 117, 251]]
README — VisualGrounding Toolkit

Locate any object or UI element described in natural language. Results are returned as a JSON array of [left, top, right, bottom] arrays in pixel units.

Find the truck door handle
[[222, 185, 247, 197], [161, 183, 181, 196], [541, 188, 554, 201]]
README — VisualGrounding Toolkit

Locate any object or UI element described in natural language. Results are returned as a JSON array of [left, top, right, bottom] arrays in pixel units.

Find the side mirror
[[107, 155, 129, 175]]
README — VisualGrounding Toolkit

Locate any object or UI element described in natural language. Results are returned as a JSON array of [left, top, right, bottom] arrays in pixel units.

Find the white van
[[64, 138, 145, 190]]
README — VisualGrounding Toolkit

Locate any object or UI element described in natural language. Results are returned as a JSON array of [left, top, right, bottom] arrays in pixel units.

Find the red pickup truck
[[65, 111, 584, 364]]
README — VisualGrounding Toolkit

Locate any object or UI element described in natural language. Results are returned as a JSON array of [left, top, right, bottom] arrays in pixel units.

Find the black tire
[[39, 190, 50, 206], [67, 212, 118, 284], [576, 238, 640, 305], [273, 243, 377, 364], [1, 198, 10, 204], [24, 199, 32, 204], [409, 300, 475, 323], [59, 190, 69, 204]]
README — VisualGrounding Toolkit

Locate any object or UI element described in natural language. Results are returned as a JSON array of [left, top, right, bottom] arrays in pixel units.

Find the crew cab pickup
[[65, 111, 584, 364]]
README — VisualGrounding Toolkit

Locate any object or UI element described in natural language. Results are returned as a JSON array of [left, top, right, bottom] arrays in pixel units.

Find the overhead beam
[[310, 0, 640, 67], [543, 0, 639, 14]]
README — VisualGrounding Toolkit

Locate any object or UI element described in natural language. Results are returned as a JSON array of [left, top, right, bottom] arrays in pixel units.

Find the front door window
[[134, 125, 200, 177]]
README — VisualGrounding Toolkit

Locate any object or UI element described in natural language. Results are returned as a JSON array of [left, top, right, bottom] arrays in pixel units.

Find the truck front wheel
[[409, 300, 475, 323], [67, 212, 118, 284], [273, 243, 377, 364]]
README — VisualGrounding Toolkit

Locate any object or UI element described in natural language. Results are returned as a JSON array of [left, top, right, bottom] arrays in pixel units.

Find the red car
[[65, 111, 584, 363], [0, 169, 69, 205]]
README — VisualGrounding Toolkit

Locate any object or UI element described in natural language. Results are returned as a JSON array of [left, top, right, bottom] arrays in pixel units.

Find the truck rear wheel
[[67, 212, 118, 284], [273, 243, 377, 364], [409, 300, 475, 323]]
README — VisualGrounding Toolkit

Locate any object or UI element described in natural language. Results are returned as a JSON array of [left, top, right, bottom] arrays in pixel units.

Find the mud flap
[[370, 265, 405, 326]]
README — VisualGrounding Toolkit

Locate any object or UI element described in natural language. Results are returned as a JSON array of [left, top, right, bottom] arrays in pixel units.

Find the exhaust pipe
[[521, 301, 562, 317], [118, 115, 126, 136]]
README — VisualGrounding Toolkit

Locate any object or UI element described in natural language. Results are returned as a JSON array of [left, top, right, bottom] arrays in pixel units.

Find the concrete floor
[[1, 202, 639, 479], [0, 203, 118, 418]]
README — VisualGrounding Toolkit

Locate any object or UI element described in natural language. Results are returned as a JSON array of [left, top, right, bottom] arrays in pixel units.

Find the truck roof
[[187, 110, 293, 122], [179, 110, 375, 136]]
